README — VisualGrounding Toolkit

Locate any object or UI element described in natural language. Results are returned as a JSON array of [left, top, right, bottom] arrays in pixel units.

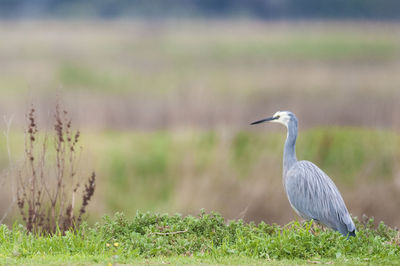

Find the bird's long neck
[[283, 120, 298, 176]]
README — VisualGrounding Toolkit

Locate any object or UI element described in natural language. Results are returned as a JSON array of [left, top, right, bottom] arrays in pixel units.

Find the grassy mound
[[0, 211, 399, 264]]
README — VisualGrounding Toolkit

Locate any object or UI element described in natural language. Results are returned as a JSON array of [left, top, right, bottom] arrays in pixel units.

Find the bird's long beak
[[250, 116, 277, 125]]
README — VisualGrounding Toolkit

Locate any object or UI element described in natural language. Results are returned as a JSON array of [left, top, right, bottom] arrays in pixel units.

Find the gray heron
[[251, 111, 356, 237]]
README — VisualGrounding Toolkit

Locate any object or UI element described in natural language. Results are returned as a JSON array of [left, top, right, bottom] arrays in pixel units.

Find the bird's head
[[251, 111, 296, 128]]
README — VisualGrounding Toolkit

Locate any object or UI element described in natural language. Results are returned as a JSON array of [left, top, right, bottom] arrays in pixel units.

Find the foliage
[[16, 104, 96, 234], [0, 211, 399, 264], [98, 211, 400, 260]]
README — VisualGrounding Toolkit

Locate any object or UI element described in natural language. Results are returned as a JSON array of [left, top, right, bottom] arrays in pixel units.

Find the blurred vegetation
[[76, 127, 400, 224], [2, 127, 399, 225]]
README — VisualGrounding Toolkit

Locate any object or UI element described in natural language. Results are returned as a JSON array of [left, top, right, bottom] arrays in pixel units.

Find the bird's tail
[[342, 213, 356, 238], [347, 229, 356, 237]]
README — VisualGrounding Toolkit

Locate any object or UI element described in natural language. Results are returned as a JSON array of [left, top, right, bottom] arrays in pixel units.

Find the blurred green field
[[1, 127, 399, 226], [89, 127, 400, 226]]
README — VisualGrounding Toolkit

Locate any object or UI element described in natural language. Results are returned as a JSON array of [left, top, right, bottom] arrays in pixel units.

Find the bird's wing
[[284, 160, 355, 234]]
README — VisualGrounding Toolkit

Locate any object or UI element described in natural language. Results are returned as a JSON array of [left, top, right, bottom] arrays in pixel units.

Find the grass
[[1, 255, 394, 265], [0, 211, 399, 265]]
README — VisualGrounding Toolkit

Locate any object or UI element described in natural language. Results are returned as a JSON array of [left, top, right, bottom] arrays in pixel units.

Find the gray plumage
[[251, 111, 356, 237]]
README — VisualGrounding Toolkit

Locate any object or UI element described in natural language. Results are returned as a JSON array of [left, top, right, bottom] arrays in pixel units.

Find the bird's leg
[[309, 221, 317, 236], [311, 221, 323, 236], [304, 219, 324, 236], [311, 220, 328, 236], [299, 219, 318, 236]]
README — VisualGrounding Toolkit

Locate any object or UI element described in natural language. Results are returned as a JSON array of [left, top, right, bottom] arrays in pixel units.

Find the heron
[[251, 111, 356, 237]]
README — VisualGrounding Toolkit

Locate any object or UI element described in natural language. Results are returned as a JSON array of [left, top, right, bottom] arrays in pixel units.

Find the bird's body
[[285, 161, 356, 236], [251, 111, 355, 237]]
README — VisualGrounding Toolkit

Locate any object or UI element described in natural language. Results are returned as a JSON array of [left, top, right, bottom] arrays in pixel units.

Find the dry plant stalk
[[17, 104, 95, 234]]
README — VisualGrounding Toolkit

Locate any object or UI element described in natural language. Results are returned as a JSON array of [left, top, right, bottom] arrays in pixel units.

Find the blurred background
[[1, 0, 400, 227]]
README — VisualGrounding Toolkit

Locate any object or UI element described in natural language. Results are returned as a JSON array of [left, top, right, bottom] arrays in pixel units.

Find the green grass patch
[[0, 211, 399, 264]]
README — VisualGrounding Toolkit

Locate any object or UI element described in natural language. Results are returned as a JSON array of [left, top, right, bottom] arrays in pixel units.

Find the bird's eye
[[275, 115, 280, 119]]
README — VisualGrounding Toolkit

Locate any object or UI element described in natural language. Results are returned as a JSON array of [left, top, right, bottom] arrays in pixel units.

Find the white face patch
[[271, 111, 292, 127]]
